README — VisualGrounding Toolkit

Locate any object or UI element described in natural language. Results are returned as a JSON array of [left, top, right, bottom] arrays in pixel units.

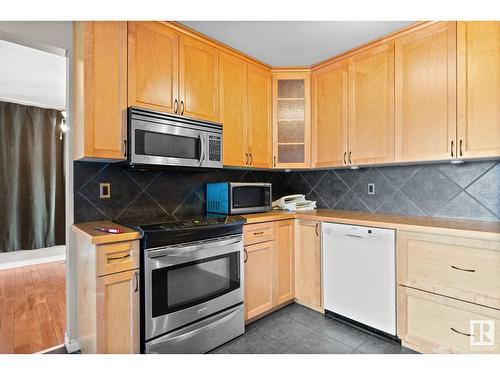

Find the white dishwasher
[[322, 222, 396, 336]]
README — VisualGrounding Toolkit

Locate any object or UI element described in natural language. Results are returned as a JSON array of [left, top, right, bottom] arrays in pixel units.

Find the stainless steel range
[[116, 215, 245, 354]]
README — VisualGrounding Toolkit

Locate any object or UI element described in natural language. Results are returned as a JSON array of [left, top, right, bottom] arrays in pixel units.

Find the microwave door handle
[[197, 134, 205, 166]]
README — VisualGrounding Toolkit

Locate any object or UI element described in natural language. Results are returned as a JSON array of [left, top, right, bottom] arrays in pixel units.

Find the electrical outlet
[[100, 183, 111, 199], [367, 183, 375, 195]]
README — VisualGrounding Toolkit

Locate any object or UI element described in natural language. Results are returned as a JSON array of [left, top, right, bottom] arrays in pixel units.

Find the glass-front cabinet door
[[272, 72, 311, 168]]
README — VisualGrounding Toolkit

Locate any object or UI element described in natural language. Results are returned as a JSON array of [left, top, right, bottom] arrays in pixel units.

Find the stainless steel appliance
[[127, 107, 222, 169], [206, 182, 272, 214], [116, 216, 246, 354]]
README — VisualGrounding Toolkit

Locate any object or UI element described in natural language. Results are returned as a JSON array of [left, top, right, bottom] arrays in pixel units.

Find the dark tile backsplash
[[73, 162, 286, 223], [286, 161, 499, 222], [74, 160, 499, 224]]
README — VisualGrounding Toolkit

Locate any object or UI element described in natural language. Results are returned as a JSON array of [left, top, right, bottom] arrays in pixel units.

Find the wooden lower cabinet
[[274, 220, 295, 305], [398, 286, 500, 353], [244, 240, 275, 320], [97, 270, 140, 354], [295, 220, 322, 311], [243, 220, 296, 321], [74, 227, 141, 354]]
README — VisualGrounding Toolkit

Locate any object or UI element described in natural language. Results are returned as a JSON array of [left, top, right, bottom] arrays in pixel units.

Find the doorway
[[0, 32, 68, 354]]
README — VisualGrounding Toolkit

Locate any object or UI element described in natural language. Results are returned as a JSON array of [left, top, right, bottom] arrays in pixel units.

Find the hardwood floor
[[0, 261, 66, 354]]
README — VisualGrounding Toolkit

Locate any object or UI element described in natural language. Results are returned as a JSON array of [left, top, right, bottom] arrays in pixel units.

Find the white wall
[[0, 21, 77, 352]]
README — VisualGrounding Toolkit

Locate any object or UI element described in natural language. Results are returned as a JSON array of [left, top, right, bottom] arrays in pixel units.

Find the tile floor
[[209, 303, 417, 354]]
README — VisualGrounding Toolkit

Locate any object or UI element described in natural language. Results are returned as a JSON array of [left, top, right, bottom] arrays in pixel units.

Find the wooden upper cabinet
[[458, 21, 500, 158], [312, 60, 348, 168], [219, 52, 248, 167], [128, 22, 179, 114], [179, 35, 219, 122], [73, 21, 128, 160], [348, 42, 395, 166], [247, 64, 272, 168], [273, 72, 311, 168], [395, 22, 457, 162]]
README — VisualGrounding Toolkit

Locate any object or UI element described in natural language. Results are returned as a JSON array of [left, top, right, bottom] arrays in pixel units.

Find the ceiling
[[0, 39, 66, 110], [181, 21, 414, 66]]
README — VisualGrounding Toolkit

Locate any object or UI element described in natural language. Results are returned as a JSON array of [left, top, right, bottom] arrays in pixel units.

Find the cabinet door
[[74, 21, 128, 160], [348, 42, 395, 166], [179, 35, 219, 122], [273, 73, 311, 168], [312, 60, 348, 167], [395, 22, 457, 162], [274, 220, 295, 305], [96, 270, 139, 354], [247, 64, 272, 168], [295, 220, 322, 310], [458, 21, 500, 158], [244, 241, 274, 320], [128, 21, 179, 114], [219, 52, 248, 166]]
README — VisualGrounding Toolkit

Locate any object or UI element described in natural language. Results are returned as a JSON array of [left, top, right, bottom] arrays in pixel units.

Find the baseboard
[[0, 245, 66, 270], [64, 332, 80, 354]]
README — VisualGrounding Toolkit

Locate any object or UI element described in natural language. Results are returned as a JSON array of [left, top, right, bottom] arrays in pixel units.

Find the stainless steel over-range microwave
[[126, 107, 223, 168]]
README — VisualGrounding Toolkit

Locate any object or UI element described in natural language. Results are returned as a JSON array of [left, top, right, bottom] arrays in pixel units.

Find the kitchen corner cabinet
[[128, 22, 219, 122], [457, 21, 500, 158], [312, 60, 348, 168], [73, 21, 128, 161], [73, 223, 141, 354], [348, 42, 395, 166], [395, 22, 457, 163], [295, 220, 322, 311], [272, 72, 311, 168]]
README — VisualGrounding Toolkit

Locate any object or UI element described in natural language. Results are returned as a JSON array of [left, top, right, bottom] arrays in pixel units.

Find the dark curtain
[[0, 101, 65, 252]]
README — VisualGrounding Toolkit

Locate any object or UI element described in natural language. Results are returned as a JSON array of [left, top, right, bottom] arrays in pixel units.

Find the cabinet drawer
[[398, 286, 500, 354], [97, 240, 139, 276], [397, 231, 500, 309], [244, 222, 275, 245]]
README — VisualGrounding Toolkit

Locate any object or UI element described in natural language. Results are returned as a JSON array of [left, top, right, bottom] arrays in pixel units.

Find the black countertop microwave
[[206, 182, 272, 215]]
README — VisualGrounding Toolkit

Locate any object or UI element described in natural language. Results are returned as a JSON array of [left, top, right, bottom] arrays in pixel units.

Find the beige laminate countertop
[[242, 209, 500, 240], [72, 221, 143, 245]]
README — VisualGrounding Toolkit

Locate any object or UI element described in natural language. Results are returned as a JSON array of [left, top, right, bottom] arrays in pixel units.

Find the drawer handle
[[451, 265, 475, 273], [253, 231, 265, 235], [107, 253, 130, 263], [134, 271, 139, 293], [244, 249, 248, 263], [450, 327, 472, 337]]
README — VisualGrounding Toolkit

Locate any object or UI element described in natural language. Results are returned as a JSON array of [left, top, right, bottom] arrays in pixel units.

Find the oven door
[[230, 183, 272, 214], [131, 118, 208, 167], [144, 235, 244, 340]]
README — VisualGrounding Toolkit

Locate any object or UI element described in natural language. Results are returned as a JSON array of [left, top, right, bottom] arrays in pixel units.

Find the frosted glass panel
[[277, 99, 304, 120], [278, 121, 305, 143], [278, 79, 304, 98], [278, 144, 305, 163]]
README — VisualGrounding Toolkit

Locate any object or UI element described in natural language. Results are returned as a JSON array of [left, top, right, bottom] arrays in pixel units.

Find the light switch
[[368, 183, 375, 195], [100, 183, 111, 199]]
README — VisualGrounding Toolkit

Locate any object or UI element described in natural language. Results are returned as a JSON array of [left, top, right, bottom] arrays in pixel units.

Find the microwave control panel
[[208, 135, 222, 162]]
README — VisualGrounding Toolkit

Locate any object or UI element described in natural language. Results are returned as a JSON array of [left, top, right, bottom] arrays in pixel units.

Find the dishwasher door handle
[[345, 233, 364, 239]]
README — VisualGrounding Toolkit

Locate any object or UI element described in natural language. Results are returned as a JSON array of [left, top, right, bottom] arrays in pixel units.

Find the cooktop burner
[[114, 214, 246, 249]]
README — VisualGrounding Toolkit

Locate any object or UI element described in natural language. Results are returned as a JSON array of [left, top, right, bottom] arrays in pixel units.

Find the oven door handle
[[147, 236, 242, 259]]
